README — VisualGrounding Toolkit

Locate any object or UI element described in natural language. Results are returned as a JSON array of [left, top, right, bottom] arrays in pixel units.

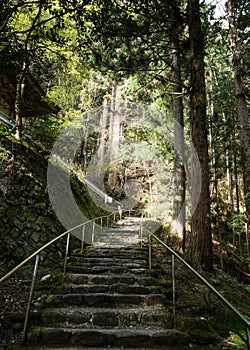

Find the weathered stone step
[[41, 307, 171, 328], [93, 232, 141, 244], [97, 229, 140, 234], [104, 232, 140, 238], [66, 265, 150, 275], [83, 253, 148, 260], [27, 327, 189, 348], [73, 256, 148, 264], [87, 247, 147, 253], [64, 273, 168, 287], [53, 282, 163, 295], [23, 242, 181, 349], [85, 248, 148, 259], [46, 293, 166, 308], [68, 257, 148, 267]]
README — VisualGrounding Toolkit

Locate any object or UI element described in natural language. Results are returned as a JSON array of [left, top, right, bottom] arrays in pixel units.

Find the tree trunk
[[15, 63, 26, 139], [108, 83, 121, 191], [227, 0, 250, 220], [187, 0, 213, 271], [207, 66, 218, 199], [81, 111, 90, 169], [14, 5, 43, 140], [109, 83, 121, 162], [14, 5, 42, 139], [170, 37, 186, 252], [98, 95, 109, 164]]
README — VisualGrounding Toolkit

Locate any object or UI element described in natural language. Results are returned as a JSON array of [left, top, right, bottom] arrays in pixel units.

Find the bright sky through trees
[[205, 0, 226, 19]]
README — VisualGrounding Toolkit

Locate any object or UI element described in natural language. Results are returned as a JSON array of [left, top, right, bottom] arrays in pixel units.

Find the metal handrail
[[146, 228, 250, 349], [0, 210, 120, 343], [0, 211, 120, 285]]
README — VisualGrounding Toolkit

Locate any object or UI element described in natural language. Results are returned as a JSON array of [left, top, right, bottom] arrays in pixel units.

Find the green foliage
[[0, 0, 249, 275], [227, 213, 245, 233], [123, 125, 172, 160], [30, 116, 62, 148], [75, 0, 184, 80]]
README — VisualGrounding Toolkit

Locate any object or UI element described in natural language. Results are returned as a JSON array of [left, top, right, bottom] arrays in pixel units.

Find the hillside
[[0, 126, 112, 347]]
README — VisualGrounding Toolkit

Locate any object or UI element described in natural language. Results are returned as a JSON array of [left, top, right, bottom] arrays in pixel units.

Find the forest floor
[[0, 259, 60, 350], [0, 260, 29, 349]]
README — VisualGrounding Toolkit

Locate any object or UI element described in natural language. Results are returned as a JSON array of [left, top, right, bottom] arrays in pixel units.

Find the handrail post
[[63, 232, 71, 275], [113, 212, 116, 222], [81, 225, 85, 253], [149, 233, 152, 270], [22, 253, 40, 344], [140, 217, 143, 249], [100, 217, 103, 233], [107, 216, 109, 228], [247, 327, 250, 350], [92, 220, 95, 243], [118, 205, 122, 220], [171, 254, 176, 328]]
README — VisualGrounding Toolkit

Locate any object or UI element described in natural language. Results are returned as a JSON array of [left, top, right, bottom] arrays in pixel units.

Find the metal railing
[[0, 112, 16, 130], [2, 211, 245, 348], [0, 211, 121, 344], [144, 226, 250, 349]]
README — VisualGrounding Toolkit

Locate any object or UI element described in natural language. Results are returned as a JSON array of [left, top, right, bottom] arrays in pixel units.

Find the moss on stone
[[176, 316, 218, 344]]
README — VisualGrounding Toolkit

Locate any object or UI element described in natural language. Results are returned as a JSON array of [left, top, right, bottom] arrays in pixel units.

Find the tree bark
[[81, 111, 90, 169], [170, 36, 186, 252], [108, 82, 121, 190], [109, 83, 121, 162], [14, 5, 42, 139], [187, 0, 213, 271], [15, 63, 26, 139], [227, 0, 250, 220], [98, 94, 109, 164], [207, 66, 218, 199]]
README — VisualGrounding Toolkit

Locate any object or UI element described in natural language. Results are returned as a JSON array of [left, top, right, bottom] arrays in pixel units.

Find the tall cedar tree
[[227, 0, 250, 221], [187, 0, 213, 271]]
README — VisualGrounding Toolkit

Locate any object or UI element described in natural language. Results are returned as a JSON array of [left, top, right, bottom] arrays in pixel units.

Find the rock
[[40, 274, 52, 282]]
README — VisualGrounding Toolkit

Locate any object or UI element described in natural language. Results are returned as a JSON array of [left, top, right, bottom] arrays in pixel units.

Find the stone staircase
[[24, 223, 190, 349]]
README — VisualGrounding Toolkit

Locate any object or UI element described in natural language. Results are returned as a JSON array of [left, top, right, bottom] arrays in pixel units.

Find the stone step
[[24, 241, 182, 349], [83, 252, 148, 260], [92, 238, 141, 247], [64, 273, 168, 287], [27, 327, 189, 348], [41, 307, 171, 328], [95, 231, 141, 237], [97, 228, 140, 233], [45, 293, 166, 308], [52, 282, 163, 295], [66, 265, 150, 275], [87, 247, 147, 252], [68, 257, 148, 267], [85, 248, 148, 258]]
